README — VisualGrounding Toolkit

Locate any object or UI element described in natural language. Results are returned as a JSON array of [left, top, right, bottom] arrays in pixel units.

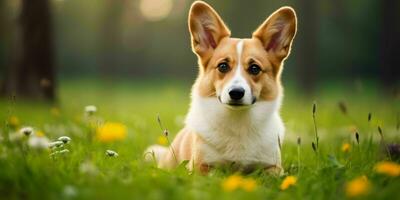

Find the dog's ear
[[253, 7, 297, 62], [188, 1, 230, 58]]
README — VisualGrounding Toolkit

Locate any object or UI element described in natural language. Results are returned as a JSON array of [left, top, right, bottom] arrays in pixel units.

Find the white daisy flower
[[58, 136, 71, 144], [106, 150, 119, 157], [28, 135, 50, 149], [59, 149, 70, 154], [20, 127, 34, 136], [50, 149, 70, 156], [48, 141, 64, 148], [84, 105, 97, 115]]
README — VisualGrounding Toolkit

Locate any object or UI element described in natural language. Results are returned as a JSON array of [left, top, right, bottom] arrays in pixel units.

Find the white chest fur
[[185, 93, 285, 166]]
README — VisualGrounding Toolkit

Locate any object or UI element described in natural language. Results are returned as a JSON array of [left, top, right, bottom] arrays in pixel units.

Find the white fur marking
[[220, 40, 253, 105]]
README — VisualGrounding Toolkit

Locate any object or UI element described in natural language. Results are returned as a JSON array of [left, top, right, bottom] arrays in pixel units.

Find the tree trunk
[[295, 0, 318, 92], [99, 0, 124, 79], [379, 0, 400, 94], [1, 0, 56, 101]]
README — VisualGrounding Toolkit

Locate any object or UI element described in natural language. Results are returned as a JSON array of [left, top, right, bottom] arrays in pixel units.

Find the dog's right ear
[[188, 1, 230, 58]]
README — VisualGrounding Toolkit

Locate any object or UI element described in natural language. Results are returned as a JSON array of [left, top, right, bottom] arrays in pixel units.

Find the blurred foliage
[[0, 0, 384, 83]]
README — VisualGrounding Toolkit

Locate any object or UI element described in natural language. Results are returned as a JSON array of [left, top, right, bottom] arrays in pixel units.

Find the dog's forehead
[[214, 38, 265, 60]]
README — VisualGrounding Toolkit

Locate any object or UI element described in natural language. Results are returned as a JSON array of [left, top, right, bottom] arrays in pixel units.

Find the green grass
[[0, 79, 399, 200]]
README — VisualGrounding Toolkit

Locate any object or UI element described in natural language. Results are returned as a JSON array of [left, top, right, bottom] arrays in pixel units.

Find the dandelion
[[58, 136, 71, 144], [341, 143, 351, 153], [106, 150, 119, 157], [8, 116, 20, 127], [374, 161, 400, 177], [345, 176, 371, 198], [19, 127, 34, 136], [241, 178, 257, 192], [85, 105, 97, 115], [221, 175, 242, 192], [96, 122, 127, 143], [280, 176, 297, 190], [157, 136, 168, 146], [36, 130, 45, 137]]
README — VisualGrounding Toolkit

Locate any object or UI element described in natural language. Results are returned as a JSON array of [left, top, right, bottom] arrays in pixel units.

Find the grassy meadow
[[0, 79, 399, 199]]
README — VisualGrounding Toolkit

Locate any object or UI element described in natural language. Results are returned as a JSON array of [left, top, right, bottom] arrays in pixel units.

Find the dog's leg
[[145, 128, 196, 170], [265, 165, 284, 176]]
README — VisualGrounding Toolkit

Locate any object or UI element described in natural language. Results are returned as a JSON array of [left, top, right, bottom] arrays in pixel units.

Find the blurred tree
[[295, 0, 318, 92], [0, 0, 55, 101], [99, 0, 124, 78], [0, 0, 4, 77], [379, 0, 400, 93]]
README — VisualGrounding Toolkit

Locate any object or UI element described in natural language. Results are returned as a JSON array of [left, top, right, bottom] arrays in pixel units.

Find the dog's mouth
[[217, 96, 256, 108]]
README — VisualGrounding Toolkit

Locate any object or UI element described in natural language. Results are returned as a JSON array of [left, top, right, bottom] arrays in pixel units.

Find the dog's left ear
[[253, 7, 297, 62]]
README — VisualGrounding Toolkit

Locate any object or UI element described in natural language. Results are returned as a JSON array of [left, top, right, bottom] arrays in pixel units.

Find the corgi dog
[[145, 1, 297, 174]]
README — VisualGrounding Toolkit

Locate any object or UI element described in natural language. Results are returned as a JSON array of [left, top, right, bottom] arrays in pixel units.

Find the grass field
[[0, 79, 399, 200]]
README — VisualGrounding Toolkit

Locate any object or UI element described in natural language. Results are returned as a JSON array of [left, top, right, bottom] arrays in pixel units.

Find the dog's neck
[[185, 89, 283, 139]]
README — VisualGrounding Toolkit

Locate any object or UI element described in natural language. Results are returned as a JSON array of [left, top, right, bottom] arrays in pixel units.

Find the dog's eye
[[217, 62, 230, 73], [248, 64, 262, 75]]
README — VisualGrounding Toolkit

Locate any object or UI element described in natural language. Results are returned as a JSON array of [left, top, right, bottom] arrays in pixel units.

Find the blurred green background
[[0, 1, 399, 199], [0, 0, 399, 101]]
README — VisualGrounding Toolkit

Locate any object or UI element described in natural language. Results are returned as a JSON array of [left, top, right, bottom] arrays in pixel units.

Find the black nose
[[229, 87, 245, 100]]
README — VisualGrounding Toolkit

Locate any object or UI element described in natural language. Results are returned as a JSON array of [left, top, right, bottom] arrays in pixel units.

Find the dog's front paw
[[265, 165, 284, 176]]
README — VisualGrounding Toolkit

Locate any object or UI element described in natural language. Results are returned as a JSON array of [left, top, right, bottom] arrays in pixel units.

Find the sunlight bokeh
[[139, 0, 173, 21]]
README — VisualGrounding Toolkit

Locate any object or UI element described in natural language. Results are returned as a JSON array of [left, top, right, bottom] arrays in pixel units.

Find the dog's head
[[189, 1, 297, 109]]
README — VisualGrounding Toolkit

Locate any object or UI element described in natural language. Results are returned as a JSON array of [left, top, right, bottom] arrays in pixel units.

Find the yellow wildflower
[[157, 136, 168, 146], [221, 175, 243, 192], [345, 176, 371, 198], [341, 143, 351, 153], [96, 122, 127, 142], [221, 175, 258, 192], [8, 116, 20, 127], [36, 130, 45, 137], [241, 178, 257, 192], [374, 161, 400, 177], [280, 176, 297, 190], [50, 107, 60, 117]]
